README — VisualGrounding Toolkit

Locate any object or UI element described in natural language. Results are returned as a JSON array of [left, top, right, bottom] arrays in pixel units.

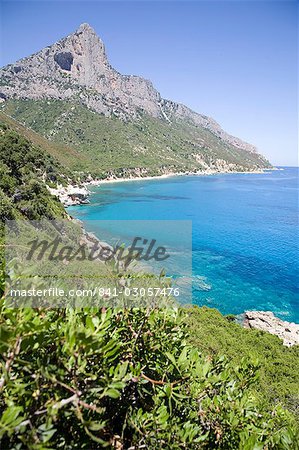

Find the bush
[[0, 189, 16, 221], [0, 306, 297, 449], [0, 124, 68, 224], [186, 307, 299, 423]]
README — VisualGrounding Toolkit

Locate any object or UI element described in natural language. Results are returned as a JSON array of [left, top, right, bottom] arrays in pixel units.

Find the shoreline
[[49, 167, 277, 207], [84, 167, 278, 187]]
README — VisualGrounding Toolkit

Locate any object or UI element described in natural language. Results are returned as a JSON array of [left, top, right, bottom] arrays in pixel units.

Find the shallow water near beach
[[69, 167, 299, 323]]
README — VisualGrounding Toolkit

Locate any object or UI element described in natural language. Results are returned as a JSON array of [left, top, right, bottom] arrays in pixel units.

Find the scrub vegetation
[[0, 116, 298, 449], [2, 100, 269, 178]]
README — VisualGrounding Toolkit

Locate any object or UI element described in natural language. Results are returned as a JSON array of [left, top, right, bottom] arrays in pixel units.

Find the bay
[[69, 167, 299, 322]]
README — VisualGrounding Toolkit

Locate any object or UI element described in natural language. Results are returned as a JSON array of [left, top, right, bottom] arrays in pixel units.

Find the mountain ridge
[[0, 23, 271, 176]]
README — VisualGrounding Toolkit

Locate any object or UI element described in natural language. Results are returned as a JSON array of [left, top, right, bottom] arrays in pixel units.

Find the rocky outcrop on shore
[[244, 311, 299, 346], [49, 184, 90, 207], [48, 167, 269, 207]]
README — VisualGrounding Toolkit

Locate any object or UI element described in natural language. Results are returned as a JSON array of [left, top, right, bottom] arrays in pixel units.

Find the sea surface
[[69, 167, 299, 323]]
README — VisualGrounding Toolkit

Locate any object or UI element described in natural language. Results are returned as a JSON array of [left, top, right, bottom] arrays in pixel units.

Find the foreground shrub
[[0, 305, 297, 449]]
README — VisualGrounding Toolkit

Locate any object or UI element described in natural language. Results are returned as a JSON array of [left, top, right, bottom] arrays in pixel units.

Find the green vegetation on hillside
[[2, 99, 270, 178], [0, 121, 67, 223], [186, 307, 299, 420], [0, 115, 298, 449], [0, 120, 69, 277], [0, 112, 89, 173]]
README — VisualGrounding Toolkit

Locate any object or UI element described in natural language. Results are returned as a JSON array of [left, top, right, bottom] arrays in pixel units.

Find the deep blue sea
[[69, 167, 299, 323]]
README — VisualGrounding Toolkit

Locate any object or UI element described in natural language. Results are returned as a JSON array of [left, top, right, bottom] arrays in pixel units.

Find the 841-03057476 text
[[8, 286, 181, 298]]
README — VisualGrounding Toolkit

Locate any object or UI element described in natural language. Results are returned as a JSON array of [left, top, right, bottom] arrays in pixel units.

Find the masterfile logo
[[5, 219, 192, 308]]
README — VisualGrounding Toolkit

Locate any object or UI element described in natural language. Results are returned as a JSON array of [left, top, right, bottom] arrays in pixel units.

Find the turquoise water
[[69, 167, 299, 323]]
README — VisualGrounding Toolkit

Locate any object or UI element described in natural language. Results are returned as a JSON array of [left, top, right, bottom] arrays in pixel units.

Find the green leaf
[[105, 388, 121, 399]]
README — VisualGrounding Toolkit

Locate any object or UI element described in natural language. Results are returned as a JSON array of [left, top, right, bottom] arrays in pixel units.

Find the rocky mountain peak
[[76, 22, 97, 34], [74, 22, 103, 45], [0, 24, 265, 155], [49, 21, 110, 86], [71, 21, 108, 66]]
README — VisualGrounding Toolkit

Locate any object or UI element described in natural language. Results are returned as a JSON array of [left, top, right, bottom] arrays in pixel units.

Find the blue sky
[[0, 1, 297, 166]]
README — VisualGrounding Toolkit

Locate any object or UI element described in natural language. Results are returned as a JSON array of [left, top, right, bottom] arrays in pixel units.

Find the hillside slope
[[0, 111, 92, 173], [186, 307, 299, 420], [0, 23, 271, 177], [2, 99, 270, 178], [0, 118, 69, 224]]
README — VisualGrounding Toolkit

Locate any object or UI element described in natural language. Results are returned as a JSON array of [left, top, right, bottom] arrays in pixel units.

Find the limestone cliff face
[[0, 23, 266, 157], [0, 23, 161, 120]]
